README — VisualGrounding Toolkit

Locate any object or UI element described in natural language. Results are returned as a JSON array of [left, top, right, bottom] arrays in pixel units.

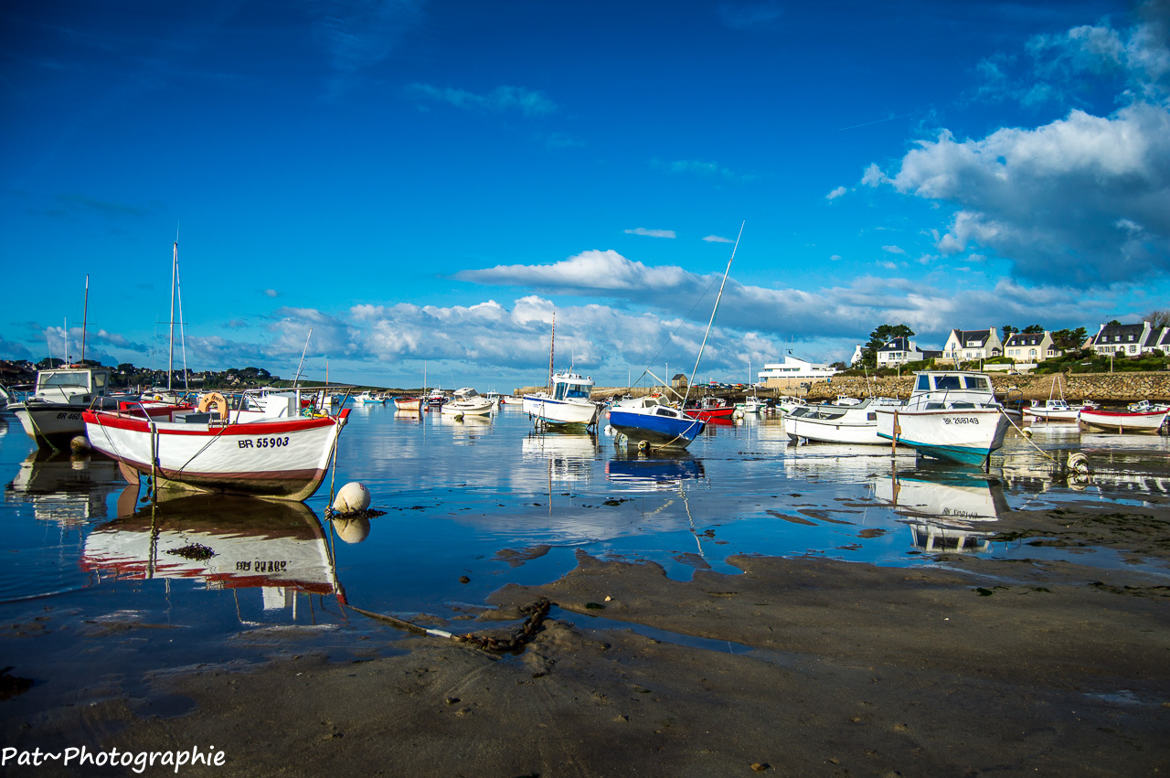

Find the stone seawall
[[800, 371, 1170, 404], [517, 372, 1170, 404]]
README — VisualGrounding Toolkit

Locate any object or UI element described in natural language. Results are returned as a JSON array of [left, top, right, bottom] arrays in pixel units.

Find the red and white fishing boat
[[393, 396, 423, 411], [683, 396, 737, 421], [83, 391, 350, 501], [1078, 406, 1169, 434]]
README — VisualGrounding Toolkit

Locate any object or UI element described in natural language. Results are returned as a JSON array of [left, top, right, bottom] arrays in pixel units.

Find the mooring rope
[[345, 597, 551, 654]]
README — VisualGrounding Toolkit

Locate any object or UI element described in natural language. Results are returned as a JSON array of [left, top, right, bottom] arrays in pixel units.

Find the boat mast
[[168, 234, 178, 392], [80, 275, 89, 363], [684, 221, 744, 407], [293, 328, 313, 387], [547, 312, 556, 392]]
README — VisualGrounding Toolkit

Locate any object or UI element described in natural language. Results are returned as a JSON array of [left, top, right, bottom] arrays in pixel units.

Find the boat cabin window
[[962, 375, 990, 391], [915, 375, 931, 392], [655, 408, 675, 417], [554, 383, 567, 400], [93, 372, 107, 388], [564, 384, 590, 400], [38, 371, 88, 389], [935, 375, 962, 390]]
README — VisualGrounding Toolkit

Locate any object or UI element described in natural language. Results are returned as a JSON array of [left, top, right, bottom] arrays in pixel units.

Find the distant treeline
[[0, 359, 283, 390]]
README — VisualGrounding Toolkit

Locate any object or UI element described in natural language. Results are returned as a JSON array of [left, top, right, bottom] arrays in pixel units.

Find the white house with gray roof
[[1087, 322, 1167, 356], [941, 327, 1003, 364], [1003, 331, 1059, 363]]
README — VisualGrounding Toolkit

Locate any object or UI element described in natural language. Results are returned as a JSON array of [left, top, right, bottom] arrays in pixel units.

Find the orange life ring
[[197, 392, 229, 418]]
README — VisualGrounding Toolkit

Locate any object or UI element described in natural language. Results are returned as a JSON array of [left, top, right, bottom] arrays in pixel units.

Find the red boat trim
[[84, 408, 347, 436]]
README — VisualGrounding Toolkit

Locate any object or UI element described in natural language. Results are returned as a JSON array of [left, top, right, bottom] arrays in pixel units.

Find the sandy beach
[[5, 494, 1169, 777]]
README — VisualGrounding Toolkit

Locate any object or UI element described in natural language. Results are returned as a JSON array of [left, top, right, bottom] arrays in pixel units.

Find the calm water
[[1, 402, 1168, 710]]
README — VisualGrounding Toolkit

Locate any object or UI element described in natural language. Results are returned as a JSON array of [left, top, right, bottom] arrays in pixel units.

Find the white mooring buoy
[[331, 481, 371, 515]]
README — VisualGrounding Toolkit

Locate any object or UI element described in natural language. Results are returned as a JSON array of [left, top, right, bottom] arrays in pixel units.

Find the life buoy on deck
[[197, 392, 229, 418]]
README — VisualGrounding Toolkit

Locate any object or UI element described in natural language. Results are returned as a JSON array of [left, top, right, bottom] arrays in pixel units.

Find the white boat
[[83, 391, 350, 501], [9, 365, 125, 450], [1022, 376, 1086, 422], [352, 391, 384, 406], [874, 370, 1010, 467], [1022, 399, 1081, 422], [523, 372, 600, 428], [735, 396, 764, 415], [776, 396, 808, 415], [1126, 399, 1170, 413], [1079, 406, 1169, 434], [440, 387, 494, 416], [393, 396, 423, 411], [784, 396, 904, 445]]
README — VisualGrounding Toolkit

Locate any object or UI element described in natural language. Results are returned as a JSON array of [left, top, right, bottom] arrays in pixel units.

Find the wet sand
[[7, 498, 1170, 776]]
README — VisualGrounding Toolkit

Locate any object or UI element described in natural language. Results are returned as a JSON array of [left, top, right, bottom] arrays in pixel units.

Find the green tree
[[1051, 327, 1088, 350], [1001, 324, 1018, 341], [1022, 324, 1043, 333]]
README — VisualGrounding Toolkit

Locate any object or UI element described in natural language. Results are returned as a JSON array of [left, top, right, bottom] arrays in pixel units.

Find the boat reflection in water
[[872, 467, 1009, 553], [6, 450, 131, 525], [605, 450, 705, 490], [82, 495, 348, 616], [436, 411, 492, 443], [784, 443, 915, 483], [521, 431, 599, 485]]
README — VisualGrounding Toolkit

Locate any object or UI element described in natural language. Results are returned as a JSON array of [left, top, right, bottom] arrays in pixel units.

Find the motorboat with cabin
[[522, 372, 600, 428], [874, 370, 1010, 467], [10, 365, 126, 450], [440, 387, 494, 417]]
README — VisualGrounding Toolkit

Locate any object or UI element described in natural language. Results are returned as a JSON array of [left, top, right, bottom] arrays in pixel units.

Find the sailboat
[[1022, 375, 1083, 422], [608, 223, 744, 450], [84, 240, 351, 502], [523, 314, 602, 429]]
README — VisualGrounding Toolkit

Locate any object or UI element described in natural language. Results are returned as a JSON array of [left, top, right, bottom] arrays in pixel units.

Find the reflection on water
[[83, 495, 342, 617], [872, 467, 1008, 554], [605, 450, 705, 490], [521, 431, 599, 485], [6, 450, 128, 525]]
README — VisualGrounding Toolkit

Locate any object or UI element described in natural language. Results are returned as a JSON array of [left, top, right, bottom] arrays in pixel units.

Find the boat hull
[[440, 400, 493, 416], [11, 403, 88, 448], [1022, 407, 1080, 421], [608, 409, 704, 449], [394, 397, 422, 411], [876, 408, 1010, 466], [1078, 408, 1168, 434], [83, 409, 349, 501], [684, 406, 737, 420], [522, 394, 599, 427], [785, 414, 884, 445]]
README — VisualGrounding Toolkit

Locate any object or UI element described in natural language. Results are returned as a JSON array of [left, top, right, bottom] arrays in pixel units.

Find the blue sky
[[3, 0, 1168, 389]]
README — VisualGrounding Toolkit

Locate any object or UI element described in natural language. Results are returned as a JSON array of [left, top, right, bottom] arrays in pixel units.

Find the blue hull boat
[[608, 398, 705, 449]]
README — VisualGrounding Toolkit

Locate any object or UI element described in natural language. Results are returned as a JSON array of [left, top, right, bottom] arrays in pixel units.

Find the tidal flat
[[1, 406, 1168, 775]]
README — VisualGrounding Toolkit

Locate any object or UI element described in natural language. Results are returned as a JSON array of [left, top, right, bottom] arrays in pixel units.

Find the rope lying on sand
[[345, 597, 551, 654]]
